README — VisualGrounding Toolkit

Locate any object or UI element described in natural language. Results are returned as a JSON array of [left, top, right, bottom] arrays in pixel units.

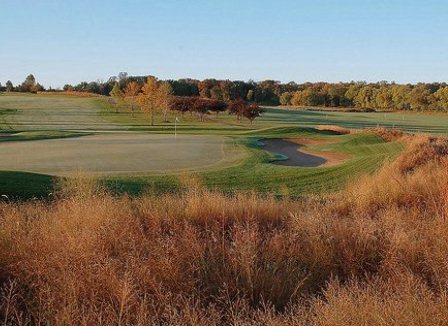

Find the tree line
[[0, 74, 45, 93], [2, 73, 448, 112], [109, 77, 262, 124]]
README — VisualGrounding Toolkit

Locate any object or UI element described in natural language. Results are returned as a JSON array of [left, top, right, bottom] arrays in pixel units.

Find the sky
[[1, 0, 447, 88]]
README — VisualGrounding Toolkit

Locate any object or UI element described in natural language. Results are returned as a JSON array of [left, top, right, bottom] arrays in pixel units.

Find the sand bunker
[[262, 138, 349, 167]]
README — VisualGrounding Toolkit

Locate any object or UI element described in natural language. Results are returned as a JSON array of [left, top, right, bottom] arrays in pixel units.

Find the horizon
[[1, 0, 448, 88]]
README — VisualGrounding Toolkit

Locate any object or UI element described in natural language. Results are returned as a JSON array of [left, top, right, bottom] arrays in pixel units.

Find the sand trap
[[0, 133, 246, 176], [262, 138, 349, 167]]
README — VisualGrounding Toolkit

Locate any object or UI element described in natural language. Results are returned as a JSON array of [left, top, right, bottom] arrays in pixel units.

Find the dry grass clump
[[368, 127, 405, 142], [1, 135, 448, 324]]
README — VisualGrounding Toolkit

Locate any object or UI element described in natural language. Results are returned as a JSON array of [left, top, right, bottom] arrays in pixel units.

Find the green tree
[[246, 89, 254, 102], [5, 80, 14, 92], [21, 74, 36, 93]]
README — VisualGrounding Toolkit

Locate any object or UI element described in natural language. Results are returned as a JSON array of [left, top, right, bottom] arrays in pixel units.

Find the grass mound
[[0, 135, 447, 324]]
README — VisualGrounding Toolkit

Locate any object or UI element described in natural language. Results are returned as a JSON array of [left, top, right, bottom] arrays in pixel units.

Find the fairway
[[0, 94, 124, 131], [0, 133, 246, 176], [0, 94, 409, 197]]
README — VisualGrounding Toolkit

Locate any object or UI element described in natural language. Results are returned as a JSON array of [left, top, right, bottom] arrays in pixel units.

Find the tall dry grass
[[0, 134, 448, 325]]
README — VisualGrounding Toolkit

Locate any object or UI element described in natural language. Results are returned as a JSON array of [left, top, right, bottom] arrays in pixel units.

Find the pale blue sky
[[1, 0, 447, 87]]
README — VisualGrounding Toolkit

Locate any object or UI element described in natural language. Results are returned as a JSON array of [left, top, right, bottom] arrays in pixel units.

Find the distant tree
[[291, 89, 315, 106], [375, 86, 394, 110], [354, 86, 377, 109], [170, 96, 195, 115], [198, 79, 219, 98], [123, 82, 141, 114], [241, 103, 262, 124], [207, 99, 227, 115], [254, 80, 281, 105], [228, 99, 262, 123], [434, 86, 448, 111], [21, 74, 36, 93], [33, 83, 45, 93], [246, 89, 254, 102], [409, 85, 432, 111], [5, 80, 14, 92], [168, 79, 199, 97], [118, 72, 129, 89], [218, 80, 232, 101], [228, 99, 248, 120], [391, 84, 411, 110], [63, 84, 74, 91], [118, 72, 128, 81], [158, 81, 174, 122], [191, 98, 211, 121], [138, 77, 159, 126], [279, 92, 293, 105], [109, 83, 124, 113]]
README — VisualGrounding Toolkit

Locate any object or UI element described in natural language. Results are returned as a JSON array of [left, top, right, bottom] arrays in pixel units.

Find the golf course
[[1, 92, 446, 198]]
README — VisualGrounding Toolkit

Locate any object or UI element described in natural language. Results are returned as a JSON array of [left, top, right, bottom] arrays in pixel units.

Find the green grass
[[0, 171, 54, 199], [261, 107, 448, 135], [1, 93, 437, 199], [0, 130, 90, 142], [105, 128, 403, 197]]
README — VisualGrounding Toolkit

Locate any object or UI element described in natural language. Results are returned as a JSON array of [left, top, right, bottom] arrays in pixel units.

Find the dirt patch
[[262, 138, 350, 167]]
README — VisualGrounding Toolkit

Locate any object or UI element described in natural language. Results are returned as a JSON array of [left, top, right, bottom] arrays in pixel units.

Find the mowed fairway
[[0, 133, 246, 176], [0, 93, 124, 130], [262, 108, 448, 135]]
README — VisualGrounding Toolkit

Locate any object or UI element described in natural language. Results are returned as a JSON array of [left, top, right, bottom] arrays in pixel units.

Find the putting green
[[0, 133, 247, 176]]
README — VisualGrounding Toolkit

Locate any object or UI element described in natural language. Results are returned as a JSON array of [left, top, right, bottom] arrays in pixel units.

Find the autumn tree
[[241, 103, 262, 124], [375, 86, 394, 110], [137, 77, 173, 125], [19, 74, 43, 93], [354, 86, 377, 109], [109, 83, 124, 113], [279, 92, 293, 105], [207, 99, 227, 115], [228, 99, 247, 120], [191, 98, 210, 121], [138, 77, 159, 126], [123, 82, 141, 115], [158, 81, 174, 122], [170, 96, 195, 115], [409, 85, 432, 111], [434, 86, 448, 111]]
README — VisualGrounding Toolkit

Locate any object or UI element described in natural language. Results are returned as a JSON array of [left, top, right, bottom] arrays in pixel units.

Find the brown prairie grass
[[0, 135, 448, 325]]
